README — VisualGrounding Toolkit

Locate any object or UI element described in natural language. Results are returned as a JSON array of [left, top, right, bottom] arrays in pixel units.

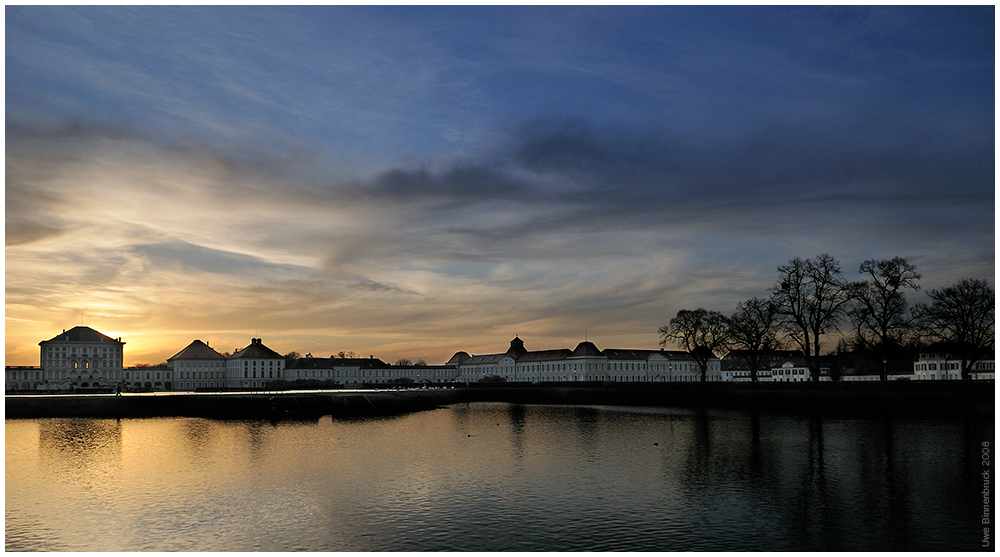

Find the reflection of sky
[[5, 6, 993, 365], [5, 408, 987, 551]]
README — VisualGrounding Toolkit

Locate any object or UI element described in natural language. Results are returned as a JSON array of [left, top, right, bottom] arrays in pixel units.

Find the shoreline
[[5, 382, 993, 419]]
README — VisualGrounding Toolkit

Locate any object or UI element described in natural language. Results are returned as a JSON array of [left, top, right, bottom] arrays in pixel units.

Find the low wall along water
[[5, 382, 992, 419]]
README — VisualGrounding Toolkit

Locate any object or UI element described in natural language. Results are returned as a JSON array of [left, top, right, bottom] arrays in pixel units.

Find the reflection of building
[[449, 336, 721, 382], [168, 340, 226, 391], [913, 342, 995, 380], [9, 326, 126, 391]]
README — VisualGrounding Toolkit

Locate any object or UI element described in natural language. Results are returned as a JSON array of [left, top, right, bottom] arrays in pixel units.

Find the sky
[[5, 6, 995, 366]]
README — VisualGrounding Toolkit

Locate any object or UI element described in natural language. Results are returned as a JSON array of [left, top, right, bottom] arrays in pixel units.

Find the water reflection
[[506, 403, 526, 460], [6, 405, 992, 552], [37, 419, 123, 488]]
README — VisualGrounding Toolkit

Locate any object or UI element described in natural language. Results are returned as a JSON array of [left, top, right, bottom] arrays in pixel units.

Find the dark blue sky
[[5, 6, 994, 364]]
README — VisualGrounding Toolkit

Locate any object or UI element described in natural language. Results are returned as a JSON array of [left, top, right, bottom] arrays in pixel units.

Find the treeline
[[660, 254, 995, 382]]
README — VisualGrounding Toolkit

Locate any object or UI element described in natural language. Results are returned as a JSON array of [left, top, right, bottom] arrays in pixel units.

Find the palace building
[[9, 327, 991, 392], [448, 336, 721, 383], [168, 339, 227, 391], [226, 338, 286, 390], [5, 326, 126, 391]]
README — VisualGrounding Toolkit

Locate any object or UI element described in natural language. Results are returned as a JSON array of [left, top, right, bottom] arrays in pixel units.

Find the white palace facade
[[5, 326, 993, 391], [447, 336, 721, 383], [6, 326, 126, 391]]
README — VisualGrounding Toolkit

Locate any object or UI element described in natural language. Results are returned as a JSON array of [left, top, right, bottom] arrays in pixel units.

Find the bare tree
[[771, 254, 853, 381], [394, 358, 412, 367], [659, 308, 729, 381], [727, 297, 782, 382], [849, 257, 921, 380], [914, 278, 995, 380]]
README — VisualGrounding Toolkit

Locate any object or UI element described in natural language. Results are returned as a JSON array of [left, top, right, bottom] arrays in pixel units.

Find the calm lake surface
[[5, 402, 993, 551]]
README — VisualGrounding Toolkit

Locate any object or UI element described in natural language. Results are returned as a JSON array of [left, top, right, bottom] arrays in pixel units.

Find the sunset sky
[[5, 6, 994, 366]]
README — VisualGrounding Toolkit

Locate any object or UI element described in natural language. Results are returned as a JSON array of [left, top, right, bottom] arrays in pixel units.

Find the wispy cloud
[[5, 6, 992, 365]]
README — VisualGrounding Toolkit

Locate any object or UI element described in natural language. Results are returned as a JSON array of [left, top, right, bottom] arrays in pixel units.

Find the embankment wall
[[5, 382, 992, 419]]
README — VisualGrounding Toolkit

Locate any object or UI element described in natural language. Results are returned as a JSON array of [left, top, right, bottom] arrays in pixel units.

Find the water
[[5, 403, 993, 551]]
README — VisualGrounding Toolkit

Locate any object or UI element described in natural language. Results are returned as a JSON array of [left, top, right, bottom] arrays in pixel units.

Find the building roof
[[505, 336, 528, 358], [721, 350, 804, 371], [167, 339, 225, 362], [455, 339, 710, 366], [40, 326, 124, 345], [601, 348, 666, 360], [285, 356, 388, 369], [657, 350, 699, 361], [516, 349, 574, 363], [463, 353, 508, 365], [230, 338, 284, 360], [572, 341, 602, 357]]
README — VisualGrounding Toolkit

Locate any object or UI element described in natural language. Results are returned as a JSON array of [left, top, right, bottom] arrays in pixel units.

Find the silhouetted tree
[[848, 257, 921, 380], [914, 278, 995, 380], [771, 254, 853, 381], [394, 358, 412, 366], [659, 308, 729, 381], [414, 359, 427, 367], [728, 297, 782, 382], [284, 351, 301, 366]]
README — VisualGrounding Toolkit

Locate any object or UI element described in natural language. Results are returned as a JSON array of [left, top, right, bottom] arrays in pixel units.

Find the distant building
[[9, 326, 127, 391], [721, 350, 804, 382], [769, 360, 811, 382], [720, 350, 846, 382], [124, 364, 172, 390], [449, 336, 720, 383], [168, 339, 227, 391], [226, 338, 286, 389], [283, 356, 459, 386], [913, 342, 995, 380], [284, 356, 387, 385], [5, 366, 43, 391]]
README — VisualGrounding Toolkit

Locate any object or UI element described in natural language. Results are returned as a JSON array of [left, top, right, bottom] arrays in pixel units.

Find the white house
[[226, 338, 286, 389], [168, 339, 227, 391], [913, 343, 995, 381]]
